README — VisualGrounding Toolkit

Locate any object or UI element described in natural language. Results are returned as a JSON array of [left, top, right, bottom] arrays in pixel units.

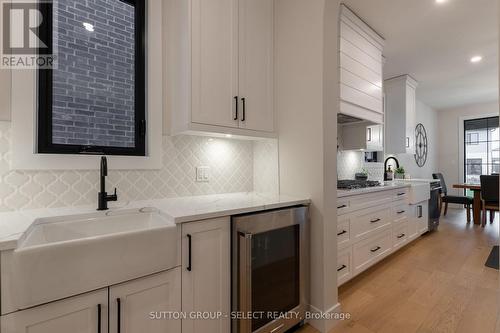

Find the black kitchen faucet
[[97, 156, 118, 211]]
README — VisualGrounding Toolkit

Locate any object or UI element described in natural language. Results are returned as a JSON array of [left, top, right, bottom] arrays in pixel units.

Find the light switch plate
[[196, 166, 210, 182]]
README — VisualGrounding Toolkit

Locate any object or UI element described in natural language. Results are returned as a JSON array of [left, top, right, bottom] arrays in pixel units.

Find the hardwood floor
[[297, 209, 500, 333]]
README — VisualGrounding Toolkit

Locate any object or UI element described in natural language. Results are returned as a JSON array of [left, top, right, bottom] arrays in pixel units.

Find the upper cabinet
[[339, 122, 383, 152], [339, 5, 385, 125], [166, 0, 275, 138], [384, 75, 419, 154]]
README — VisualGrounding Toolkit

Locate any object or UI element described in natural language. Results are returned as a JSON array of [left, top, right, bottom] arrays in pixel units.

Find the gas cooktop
[[337, 180, 382, 190]]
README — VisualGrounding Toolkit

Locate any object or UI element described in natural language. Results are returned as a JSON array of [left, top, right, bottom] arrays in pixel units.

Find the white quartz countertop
[[0, 192, 310, 251], [399, 179, 440, 183], [149, 192, 310, 223], [337, 182, 410, 198]]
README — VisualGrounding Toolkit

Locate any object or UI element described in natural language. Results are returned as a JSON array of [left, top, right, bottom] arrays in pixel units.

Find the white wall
[[275, 0, 340, 331], [437, 101, 499, 195], [391, 99, 438, 179]]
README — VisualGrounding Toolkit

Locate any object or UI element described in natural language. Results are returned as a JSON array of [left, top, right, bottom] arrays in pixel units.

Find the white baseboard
[[307, 303, 343, 333]]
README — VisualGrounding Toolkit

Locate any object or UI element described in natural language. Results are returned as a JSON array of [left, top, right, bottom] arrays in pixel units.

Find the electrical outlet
[[196, 166, 210, 182]]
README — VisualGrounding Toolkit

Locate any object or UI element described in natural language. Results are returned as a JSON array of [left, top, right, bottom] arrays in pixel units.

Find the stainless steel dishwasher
[[231, 206, 309, 333]]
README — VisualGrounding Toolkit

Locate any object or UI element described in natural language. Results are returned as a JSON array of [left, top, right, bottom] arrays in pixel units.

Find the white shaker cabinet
[[109, 269, 181, 333], [366, 124, 384, 151], [384, 75, 418, 154], [166, 0, 275, 138], [2, 269, 182, 333], [238, 0, 274, 132], [1, 289, 108, 333], [181, 217, 231, 333], [338, 122, 383, 151], [190, 0, 239, 129]]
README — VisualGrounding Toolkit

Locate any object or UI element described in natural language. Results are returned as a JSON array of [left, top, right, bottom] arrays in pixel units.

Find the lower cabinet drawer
[[393, 189, 409, 201], [393, 222, 408, 249], [337, 200, 350, 215], [337, 247, 352, 286], [392, 203, 409, 222], [352, 206, 391, 240], [337, 217, 351, 249], [353, 230, 392, 273]]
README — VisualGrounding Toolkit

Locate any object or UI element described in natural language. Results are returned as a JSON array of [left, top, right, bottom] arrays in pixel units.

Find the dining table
[[453, 183, 482, 225]]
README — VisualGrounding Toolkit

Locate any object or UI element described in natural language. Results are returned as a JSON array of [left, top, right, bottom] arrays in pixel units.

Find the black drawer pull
[[397, 233, 406, 239], [338, 204, 347, 209], [371, 246, 381, 253], [116, 298, 122, 333], [370, 218, 381, 223], [397, 193, 406, 196], [337, 230, 347, 236], [187, 234, 192, 271], [241, 97, 246, 121], [337, 265, 347, 272], [397, 210, 406, 214], [233, 96, 239, 120], [97, 304, 102, 333]]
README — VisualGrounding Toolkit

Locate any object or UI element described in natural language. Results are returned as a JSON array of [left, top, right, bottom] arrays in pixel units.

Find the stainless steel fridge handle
[[239, 232, 253, 333]]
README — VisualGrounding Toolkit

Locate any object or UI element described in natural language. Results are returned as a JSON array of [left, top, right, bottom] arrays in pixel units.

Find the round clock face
[[415, 123, 428, 167]]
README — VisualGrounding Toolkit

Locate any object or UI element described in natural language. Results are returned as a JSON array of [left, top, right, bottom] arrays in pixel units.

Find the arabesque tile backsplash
[[337, 151, 384, 182], [0, 121, 279, 212]]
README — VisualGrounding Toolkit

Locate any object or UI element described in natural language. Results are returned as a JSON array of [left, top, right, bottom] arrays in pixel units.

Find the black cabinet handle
[[371, 246, 381, 253], [241, 97, 246, 121], [187, 234, 192, 271], [397, 233, 406, 239], [97, 304, 102, 333], [370, 218, 381, 223], [337, 265, 347, 272], [418, 205, 423, 218], [338, 204, 347, 209], [234, 96, 239, 120], [117, 298, 121, 333], [337, 230, 347, 236], [397, 210, 406, 214], [397, 192, 406, 196]]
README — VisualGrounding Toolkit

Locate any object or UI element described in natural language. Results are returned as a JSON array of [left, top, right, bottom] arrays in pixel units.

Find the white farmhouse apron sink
[[9, 209, 179, 310], [405, 181, 431, 204]]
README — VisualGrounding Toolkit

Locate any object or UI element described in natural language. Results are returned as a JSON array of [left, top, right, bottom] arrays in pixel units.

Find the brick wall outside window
[[52, 0, 136, 148]]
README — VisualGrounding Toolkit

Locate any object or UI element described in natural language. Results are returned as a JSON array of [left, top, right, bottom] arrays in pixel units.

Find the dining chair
[[480, 175, 499, 227], [432, 173, 473, 222]]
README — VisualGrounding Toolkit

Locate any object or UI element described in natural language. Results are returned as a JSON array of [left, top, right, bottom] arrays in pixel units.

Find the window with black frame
[[37, 0, 145, 156], [464, 116, 500, 195]]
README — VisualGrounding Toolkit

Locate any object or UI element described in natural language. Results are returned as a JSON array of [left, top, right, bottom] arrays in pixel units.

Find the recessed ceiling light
[[225, 134, 232, 138], [83, 22, 95, 32], [470, 56, 483, 63], [435, 0, 447, 3]]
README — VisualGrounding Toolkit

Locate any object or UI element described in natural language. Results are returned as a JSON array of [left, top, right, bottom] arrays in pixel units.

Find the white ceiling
[[342, 0, 498, 110]]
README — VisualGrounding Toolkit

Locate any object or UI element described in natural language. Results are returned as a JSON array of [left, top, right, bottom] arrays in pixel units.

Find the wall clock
[[414, 123, 428, 167]]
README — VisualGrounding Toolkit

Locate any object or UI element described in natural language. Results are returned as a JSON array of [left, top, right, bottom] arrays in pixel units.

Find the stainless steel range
[[337, 180, 382, 190], [232, 206, 309, 333]]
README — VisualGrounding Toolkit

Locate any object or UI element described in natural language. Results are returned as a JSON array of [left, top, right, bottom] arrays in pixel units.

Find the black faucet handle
[[109, 188, 118, 201]]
